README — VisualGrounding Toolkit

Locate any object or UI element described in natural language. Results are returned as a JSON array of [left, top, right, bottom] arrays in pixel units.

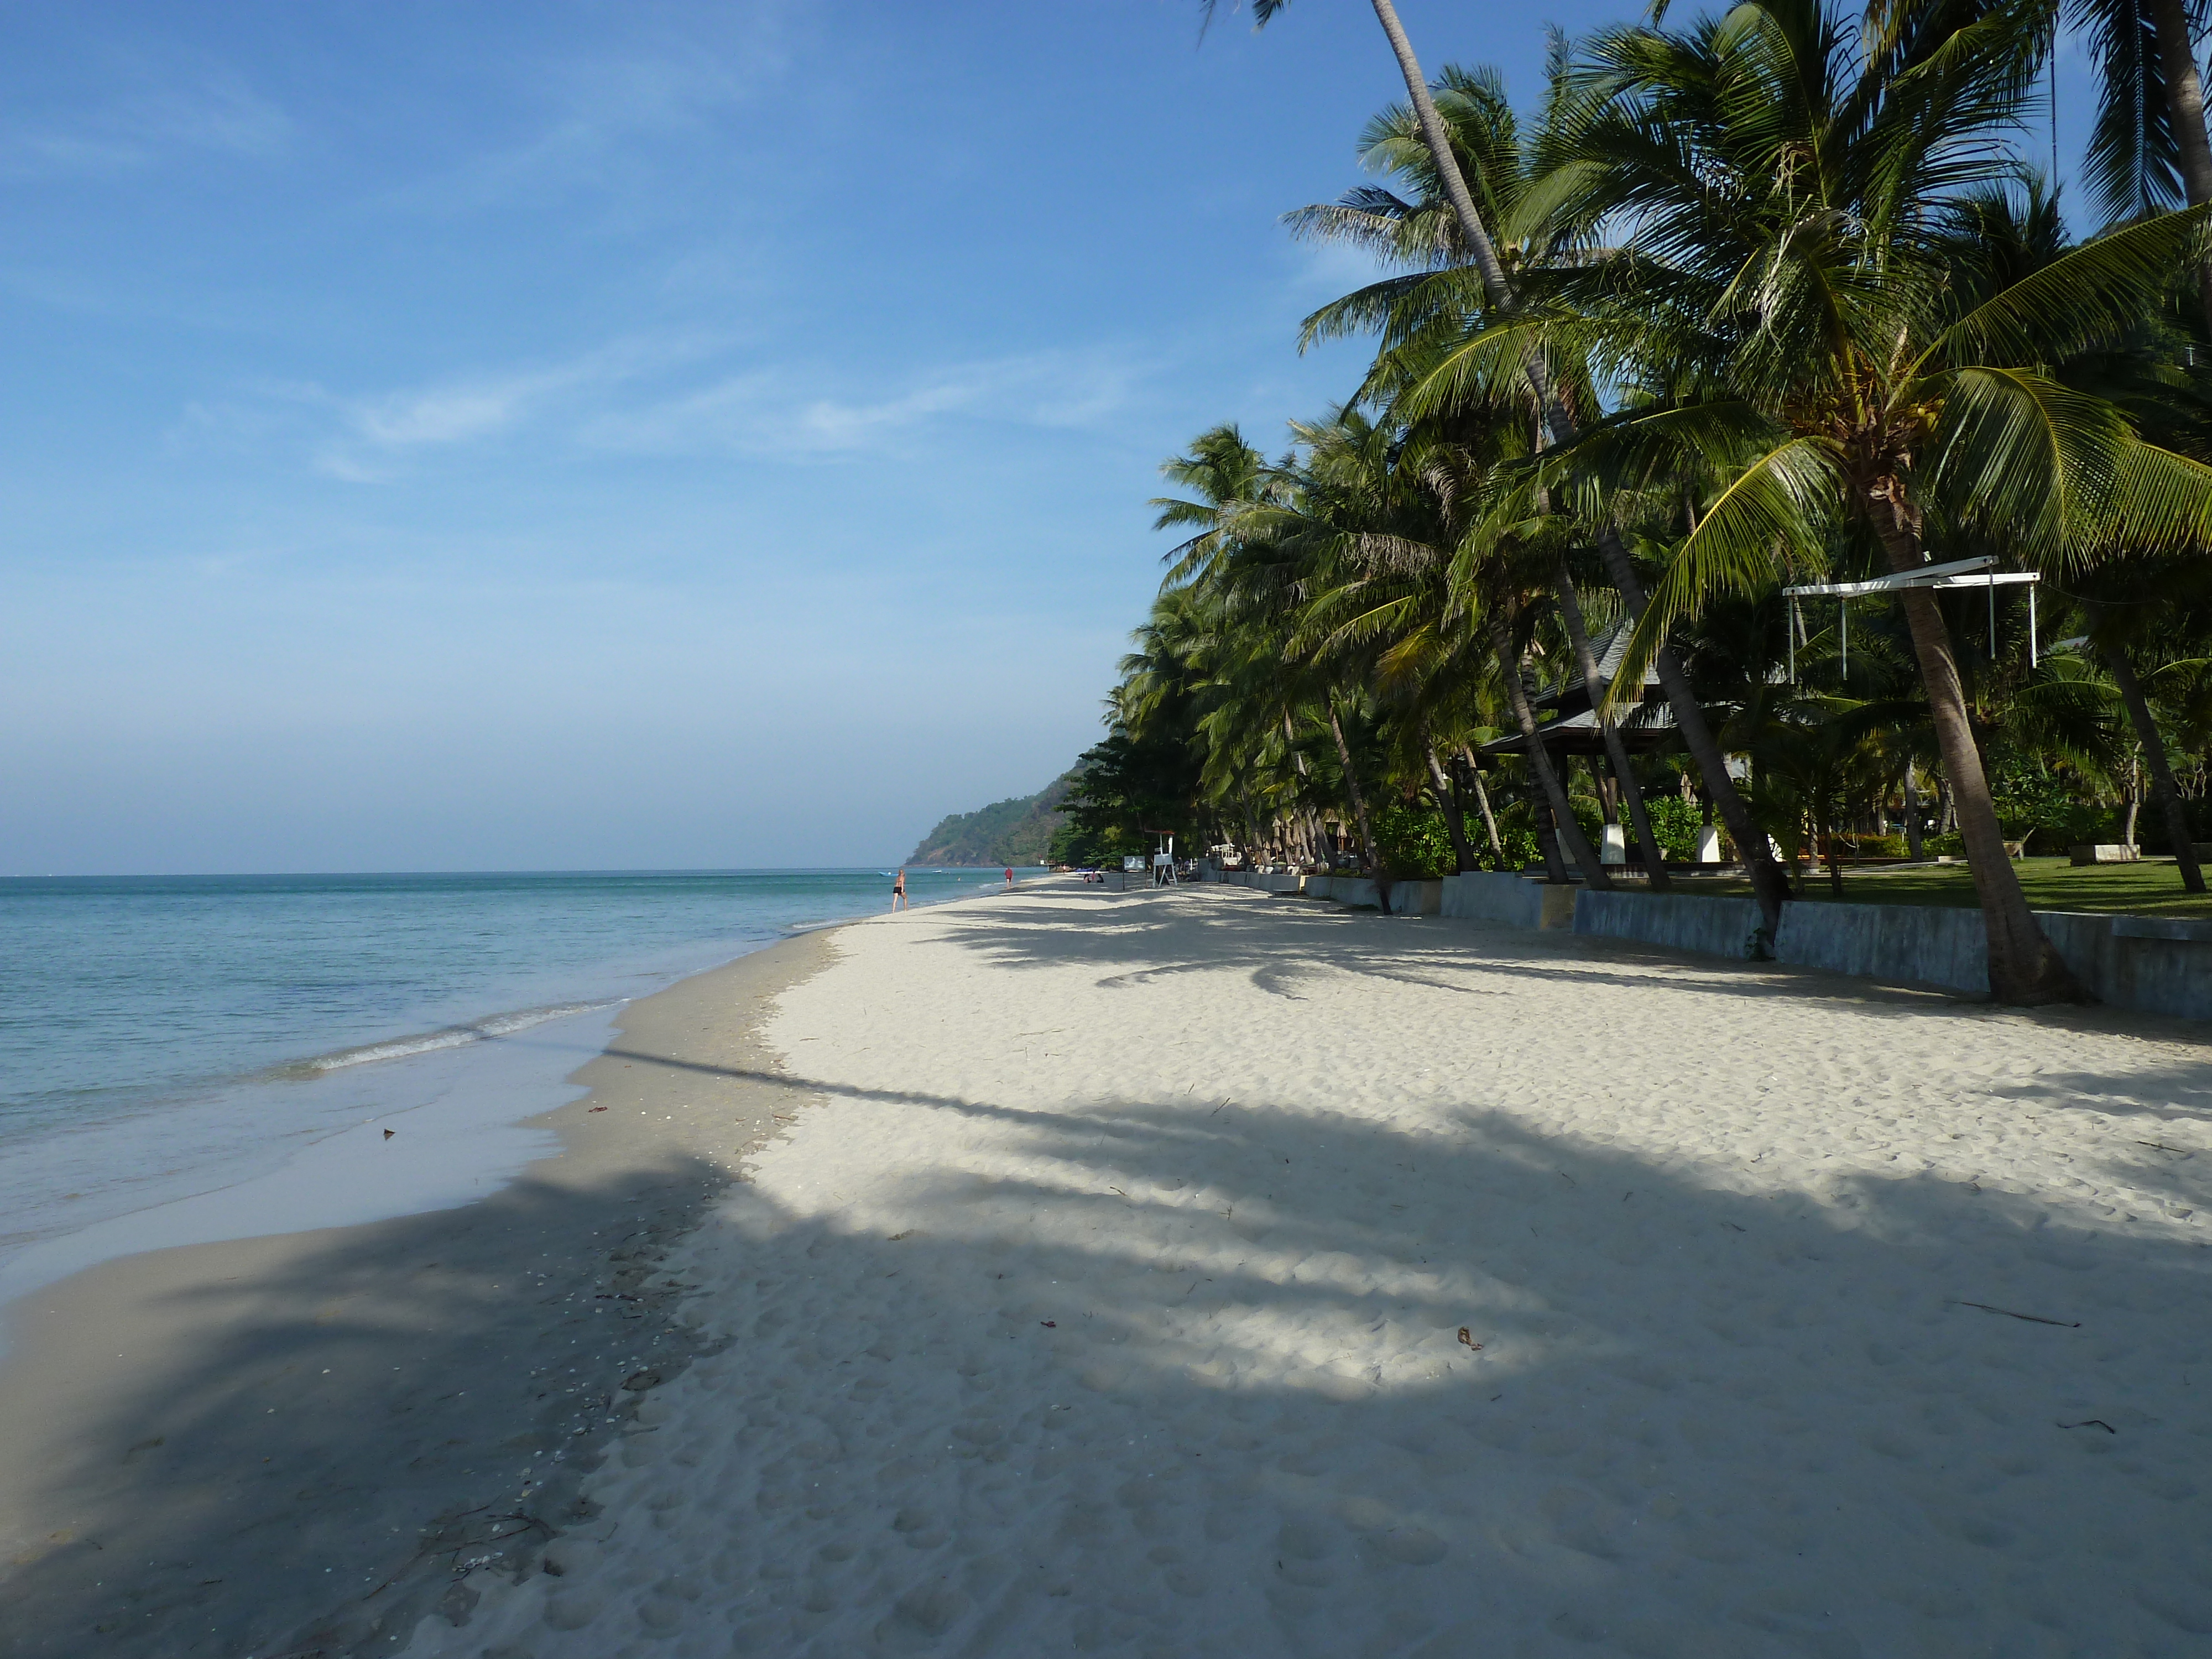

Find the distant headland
[[906, 773, 1073, 866]]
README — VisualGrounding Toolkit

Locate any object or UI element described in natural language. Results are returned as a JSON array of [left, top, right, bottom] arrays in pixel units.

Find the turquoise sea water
[[0, 868, 1028, 1297]]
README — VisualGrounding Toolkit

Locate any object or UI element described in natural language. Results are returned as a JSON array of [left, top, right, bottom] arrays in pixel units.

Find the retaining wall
[[1575, 889, 1765, 959], [1771, 899, 1990, 990], [1223, 861, 2212, 1019], [1387, 879, 1443, 916], [1439, 872, 1578, 929], [1574, 890, 2212, 1020]]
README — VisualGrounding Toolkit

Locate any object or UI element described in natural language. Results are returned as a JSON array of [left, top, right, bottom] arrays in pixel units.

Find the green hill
[[906, 773, 1074, 865]]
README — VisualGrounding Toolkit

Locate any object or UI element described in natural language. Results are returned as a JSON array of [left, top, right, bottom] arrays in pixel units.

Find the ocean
[[0, 868, 1027, 1312]]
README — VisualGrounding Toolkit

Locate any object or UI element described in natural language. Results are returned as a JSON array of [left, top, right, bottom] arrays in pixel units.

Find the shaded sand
[[0, 930, 834, 1659], [420, 881, 2212, 1658]]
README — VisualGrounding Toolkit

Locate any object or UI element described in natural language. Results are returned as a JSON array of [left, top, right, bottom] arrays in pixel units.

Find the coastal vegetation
[[1064, 0, 2212, 1003], [907, 775, 1074, 865]]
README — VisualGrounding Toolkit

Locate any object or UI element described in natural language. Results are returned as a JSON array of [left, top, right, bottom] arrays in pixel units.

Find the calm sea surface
[[0, 868, 1025, 1295]]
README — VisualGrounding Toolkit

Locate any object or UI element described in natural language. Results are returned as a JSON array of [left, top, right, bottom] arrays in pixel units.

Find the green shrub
[[1988, 749, 2088, 841], [1641, 795, 1704, 860], [1485, 802, 1544, 872], [1836, 833, 1907, 858], [1373, 802, 1457, 878]]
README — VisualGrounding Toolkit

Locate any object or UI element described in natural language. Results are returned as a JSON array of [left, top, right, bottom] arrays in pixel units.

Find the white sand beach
[[416, 880, 2212, 1658]]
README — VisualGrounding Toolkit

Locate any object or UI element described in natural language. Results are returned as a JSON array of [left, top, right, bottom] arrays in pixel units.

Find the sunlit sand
[[429, 881, 2212, 1656]]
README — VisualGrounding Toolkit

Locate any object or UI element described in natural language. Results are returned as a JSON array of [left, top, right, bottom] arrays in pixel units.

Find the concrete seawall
[[1439, 872, 1577, 929], [1580, 887, 2212, 1021], [1214, 863, 2212, 1021], [1576, 889, 1765, 959]]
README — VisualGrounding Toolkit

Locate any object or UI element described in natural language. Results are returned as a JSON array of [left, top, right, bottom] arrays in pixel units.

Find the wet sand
[[0, 927, 837, 1659]]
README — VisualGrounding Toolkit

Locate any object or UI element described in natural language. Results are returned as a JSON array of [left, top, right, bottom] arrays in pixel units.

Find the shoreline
[[0, 867, 1022, 1305], [0, 923, 846, 1659]]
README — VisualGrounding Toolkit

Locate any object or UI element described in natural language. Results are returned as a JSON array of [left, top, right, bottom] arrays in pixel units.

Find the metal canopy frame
[[1781, 556, 2042, 680]]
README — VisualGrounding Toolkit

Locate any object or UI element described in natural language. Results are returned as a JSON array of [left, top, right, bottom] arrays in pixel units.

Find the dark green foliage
[[1987, 748, 2090, 844], [1641, 795, 1705, 862], [1052, 726, 1208, 867], [1372, 801, 1456, 878], [1485, 802, 1545, 873], [907, 774, 1076, 865]]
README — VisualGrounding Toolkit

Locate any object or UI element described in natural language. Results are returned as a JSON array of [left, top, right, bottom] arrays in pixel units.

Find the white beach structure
[[1782, 554, 2041, 680]]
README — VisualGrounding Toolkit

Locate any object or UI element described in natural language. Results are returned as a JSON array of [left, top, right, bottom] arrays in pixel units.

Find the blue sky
[[0, 1, 2103, 872]]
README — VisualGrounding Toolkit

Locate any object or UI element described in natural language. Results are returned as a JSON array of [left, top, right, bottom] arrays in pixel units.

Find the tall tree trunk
[[1902, 762, 1926, 859], [1282, 709, 1317, 870], [1557, 564, 1671, 890], [1423, 735, 1476, 873], [1598, 531, 1792, 926], [2122, 772, 2142, 851], [1368, 0, 1516, 298], [1488, 615, 1612, 888], [1325, 697, 1382, 881], [2147, 0, 2212, 333], [1864, 495, 2077, 1002], [2095, 625, 2206, 891], [1364, 0, 1779, 924], [1530, 782, 1568, 881], [1461, 746, 1506, 864]]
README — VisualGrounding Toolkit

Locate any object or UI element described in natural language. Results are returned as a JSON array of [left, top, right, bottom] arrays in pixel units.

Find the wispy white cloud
[[581, 351, 1149, 460], [1, 56, 288, 178], [176, 336, 1146, 482], [375, 12, 798, 218]]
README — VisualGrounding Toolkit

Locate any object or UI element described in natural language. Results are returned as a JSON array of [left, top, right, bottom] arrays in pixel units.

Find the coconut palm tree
[[1204, 0, 1796, 925], [1287, 61, 1676, 889], [2018, 0, 2212, 331], [1506, 0, 2212, 1000]]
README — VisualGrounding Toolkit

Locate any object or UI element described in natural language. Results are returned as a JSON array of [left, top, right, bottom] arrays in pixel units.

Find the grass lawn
[[1678, 855, 2212, 919]]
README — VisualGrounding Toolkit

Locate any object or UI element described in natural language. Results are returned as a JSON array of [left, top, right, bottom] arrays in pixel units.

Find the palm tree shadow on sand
[[13, 1000, 2212, 1655]]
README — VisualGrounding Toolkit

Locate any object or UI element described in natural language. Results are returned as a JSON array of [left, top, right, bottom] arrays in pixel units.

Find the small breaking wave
[[267, 1001, 620, 1080]]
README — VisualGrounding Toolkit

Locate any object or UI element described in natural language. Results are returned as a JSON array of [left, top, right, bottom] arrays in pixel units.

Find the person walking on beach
[[1004, 867, 1014, 891], [891, 869, 907, 911]]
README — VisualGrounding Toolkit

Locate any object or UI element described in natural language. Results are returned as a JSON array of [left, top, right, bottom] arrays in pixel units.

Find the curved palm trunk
[[1866, 507, 2078, 1002], [1363, 1, 1782, 926], [1368, 0, 1515, 296], [2096, 633, 2205, 891], [1597, 530, 1793, 928], [1461, 747, 1507, 864], [1422, 734, 1477, 873], [1822, 798, 1846, 897], [1532, 789, 1569, 881], [1557, 565, 1670, 891], [1282, 709, 1321, 870], [2146, 0, 2212, 332], [1488, 615, 1612, 888], [1325, 697, 1383, 886], [1902, 763, 1927, 859]]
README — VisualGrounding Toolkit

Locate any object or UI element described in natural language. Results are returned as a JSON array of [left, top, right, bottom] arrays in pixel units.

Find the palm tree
[[1512, 0, 2212, 1001], [1213, 0, 1795, 926], [1286, 62, 1676, 890], [2035, 0, 2212, 330]]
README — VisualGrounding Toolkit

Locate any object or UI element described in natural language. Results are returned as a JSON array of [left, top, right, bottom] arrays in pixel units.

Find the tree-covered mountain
[[906, 773, 1076, 865]]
